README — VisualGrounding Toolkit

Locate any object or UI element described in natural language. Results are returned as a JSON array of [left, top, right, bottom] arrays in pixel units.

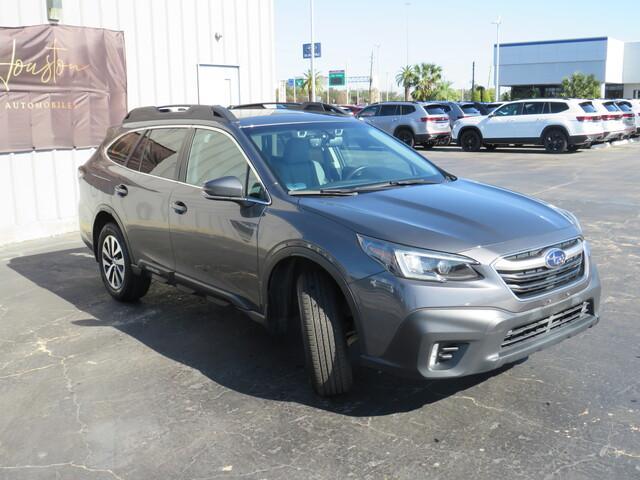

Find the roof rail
[[122, 104, 236, 124]]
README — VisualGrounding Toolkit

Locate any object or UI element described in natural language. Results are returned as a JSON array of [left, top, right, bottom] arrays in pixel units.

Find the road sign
[[303, 42, 321, 59], [295, 78, 305, 88], [287, 78, 294, 88], [329, 70, 345, 87]]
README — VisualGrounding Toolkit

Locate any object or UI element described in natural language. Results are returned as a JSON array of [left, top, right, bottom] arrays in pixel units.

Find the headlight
[[357, 235, 481, 282]]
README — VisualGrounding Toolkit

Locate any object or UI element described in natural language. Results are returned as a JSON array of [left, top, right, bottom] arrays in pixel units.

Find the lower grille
[[501, 301, 591, 348]]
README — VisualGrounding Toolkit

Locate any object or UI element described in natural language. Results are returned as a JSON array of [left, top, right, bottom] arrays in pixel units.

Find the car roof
[[234, 109, 356, 127]]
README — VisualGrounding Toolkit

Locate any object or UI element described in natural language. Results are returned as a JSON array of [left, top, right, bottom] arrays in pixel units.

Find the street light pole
[[492, 16, 502, 101], [405, 2, 410, 66], [310, 0, 315, 102]]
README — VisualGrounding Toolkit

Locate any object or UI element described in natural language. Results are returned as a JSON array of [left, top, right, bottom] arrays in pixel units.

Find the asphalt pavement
[[0, 143, 639, 479]]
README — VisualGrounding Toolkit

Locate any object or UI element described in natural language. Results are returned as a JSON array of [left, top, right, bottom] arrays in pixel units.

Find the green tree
[[411, 63, 443, 101], [395, 65, 417, 101], [501, 91, 511, 101], [432, 80, 459, 101], [560, 72, 601, 98], [302, 70, 323, 101]]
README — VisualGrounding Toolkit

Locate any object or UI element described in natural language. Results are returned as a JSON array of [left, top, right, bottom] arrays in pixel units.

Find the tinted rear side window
[[107, 132, 142, 165], [548, 102, 569, 113], [358, 106, 379, 117], [522, 102, 544, 115], [617, 103, 632, 112], [460, 105, 481, 115], [379, 105, 399, 116], [579, 102, 597, 113], [138, 128, 188, 179], [424, 105, 446, 115], [400, 105, 415, 115], [126, 131, 150, 171]]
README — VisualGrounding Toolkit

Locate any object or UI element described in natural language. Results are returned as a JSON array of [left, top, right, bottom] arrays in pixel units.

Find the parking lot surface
[[1, 144, 639, 479]]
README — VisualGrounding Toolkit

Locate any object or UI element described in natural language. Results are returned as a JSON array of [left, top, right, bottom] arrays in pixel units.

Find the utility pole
[[492, 16, 502, 101], [471, 61, 475, 101], [345, 62, 349, 104], [293, 79, 296, 102], [368, 49, 374, 104], [386, 72, 389, 101], [310, 0, 315, 102]]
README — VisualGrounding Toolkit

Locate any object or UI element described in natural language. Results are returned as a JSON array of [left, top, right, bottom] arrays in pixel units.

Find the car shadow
[[9, 247, 518, 417], [420, 145, 582, 154]]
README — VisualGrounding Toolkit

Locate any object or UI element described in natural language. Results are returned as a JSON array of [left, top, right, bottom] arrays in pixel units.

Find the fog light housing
[[428, 342, 468, 370]]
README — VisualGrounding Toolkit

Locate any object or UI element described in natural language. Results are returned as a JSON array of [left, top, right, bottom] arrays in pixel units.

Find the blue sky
[[274, 0, 640, 92]]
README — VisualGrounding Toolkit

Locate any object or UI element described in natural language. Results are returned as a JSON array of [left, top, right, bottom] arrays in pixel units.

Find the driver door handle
[[114, 184, 128, 197], [172, 200, 188, 214]]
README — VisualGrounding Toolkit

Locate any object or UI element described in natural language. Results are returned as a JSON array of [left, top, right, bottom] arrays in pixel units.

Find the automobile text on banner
[[0, 24, 127, 153]]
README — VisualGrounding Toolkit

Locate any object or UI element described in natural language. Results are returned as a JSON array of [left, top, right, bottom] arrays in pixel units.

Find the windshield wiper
[[347, 178, 440, 192], [288, 188, 359, 196]]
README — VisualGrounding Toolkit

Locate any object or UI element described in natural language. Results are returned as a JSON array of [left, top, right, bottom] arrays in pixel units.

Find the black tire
[[296, 269, 353, 396], [460, 130, 482, 152], [422, 143, 434, 150], [484, 144, 497, 151], [97, 223, 151, 302], [543, 128, 568, 153], [394, 128, 415, 147]]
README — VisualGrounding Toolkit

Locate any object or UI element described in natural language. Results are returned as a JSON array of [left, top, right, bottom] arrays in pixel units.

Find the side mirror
[[202, 176, 244, 200]]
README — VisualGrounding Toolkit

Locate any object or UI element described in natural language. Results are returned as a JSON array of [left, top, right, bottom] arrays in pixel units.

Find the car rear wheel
[[394, 128, 414, 147], [460, 130, 482, 152], [567, 144, 579, 152], [98, 223, 151, 302], [296, 269, 353, 396], [543, 129, 568, 153]]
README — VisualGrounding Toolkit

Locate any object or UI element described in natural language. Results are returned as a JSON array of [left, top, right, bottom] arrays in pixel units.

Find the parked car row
[[452, 98, 640, 153]]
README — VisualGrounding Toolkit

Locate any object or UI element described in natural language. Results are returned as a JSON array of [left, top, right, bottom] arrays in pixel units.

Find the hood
[[455, 115, 484, 127], [299, 179, 577, 255]]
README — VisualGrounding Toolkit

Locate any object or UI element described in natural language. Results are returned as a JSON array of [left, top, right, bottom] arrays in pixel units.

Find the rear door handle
[[114, 184, 128, 197], [172, 200, 187, 214]]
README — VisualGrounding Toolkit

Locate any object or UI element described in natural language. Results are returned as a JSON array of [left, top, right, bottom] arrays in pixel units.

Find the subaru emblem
[[545, 248, 566, 268]]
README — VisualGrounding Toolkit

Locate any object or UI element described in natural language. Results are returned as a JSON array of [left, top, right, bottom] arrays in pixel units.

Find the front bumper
[[354, 259, 601, 379]]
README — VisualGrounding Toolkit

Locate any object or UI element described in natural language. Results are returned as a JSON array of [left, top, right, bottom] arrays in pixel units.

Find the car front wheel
[[394, 128, 415, 147], [296, 270, 353, 396], [460, 130, 482, 152], [98, 223, 151, 302]]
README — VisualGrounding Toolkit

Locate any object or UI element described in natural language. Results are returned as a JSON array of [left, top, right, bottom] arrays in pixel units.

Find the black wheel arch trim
[[393, 125, 415, 136], [457, 126, 483, 143], [92, 205, 135, 266], [262, 242, 366, 350], [541, 125, 570, 140]]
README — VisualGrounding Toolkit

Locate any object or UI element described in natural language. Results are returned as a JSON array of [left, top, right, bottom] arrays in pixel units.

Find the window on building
[[106, 132, 142, 165]]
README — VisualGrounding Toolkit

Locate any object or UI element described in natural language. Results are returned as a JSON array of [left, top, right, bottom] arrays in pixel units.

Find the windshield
[[244, 121, 446, 193]]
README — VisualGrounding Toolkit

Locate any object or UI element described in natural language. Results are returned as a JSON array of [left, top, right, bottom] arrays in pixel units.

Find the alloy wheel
[[102, 235, 125, 290]]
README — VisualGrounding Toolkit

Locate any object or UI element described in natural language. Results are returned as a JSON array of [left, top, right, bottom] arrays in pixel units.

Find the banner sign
[[0, 24, 127, 153]]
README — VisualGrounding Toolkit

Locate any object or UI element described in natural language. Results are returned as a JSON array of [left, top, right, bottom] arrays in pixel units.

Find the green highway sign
[[328, 70, 345, 87], [295, 78, 305, 88]]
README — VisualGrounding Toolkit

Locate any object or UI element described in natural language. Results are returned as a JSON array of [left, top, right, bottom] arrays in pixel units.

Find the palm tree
[[302, 70, 323, 101], [395, 65, 416, 101], [411, 63, 443, 101]]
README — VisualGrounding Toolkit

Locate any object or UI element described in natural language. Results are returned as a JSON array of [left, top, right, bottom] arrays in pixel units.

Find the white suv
[[452, 99, 604, 153]]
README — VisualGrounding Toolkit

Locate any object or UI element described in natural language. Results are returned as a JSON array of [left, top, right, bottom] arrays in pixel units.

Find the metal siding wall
[[0, 0, 275, 245]]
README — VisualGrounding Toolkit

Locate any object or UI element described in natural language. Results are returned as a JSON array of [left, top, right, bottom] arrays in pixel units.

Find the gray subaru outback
[[78, 105, 601, 396]]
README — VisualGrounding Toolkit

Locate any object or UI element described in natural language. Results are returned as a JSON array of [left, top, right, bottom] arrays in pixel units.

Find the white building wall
[[604, 38, 625, 84], [623, 41, 640, 85], [498, 38, 609, 86], [0, 0, 275, 245]]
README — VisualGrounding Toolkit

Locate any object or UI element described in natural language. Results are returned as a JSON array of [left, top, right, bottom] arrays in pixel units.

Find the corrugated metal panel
[[0, 0, 275, 245]]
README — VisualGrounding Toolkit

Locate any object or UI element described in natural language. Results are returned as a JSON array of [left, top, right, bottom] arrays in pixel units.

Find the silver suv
[[356, 101, 451, 148]]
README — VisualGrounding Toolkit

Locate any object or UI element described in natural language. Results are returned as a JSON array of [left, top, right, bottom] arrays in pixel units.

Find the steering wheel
[[344, 165, 373, 181]]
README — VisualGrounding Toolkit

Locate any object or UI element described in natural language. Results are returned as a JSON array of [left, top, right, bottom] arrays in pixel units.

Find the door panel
[[112, 128, 189, 270], [170, 128, 265, 307], [482, 103, 522, 139], [197, 65, 240, 106]]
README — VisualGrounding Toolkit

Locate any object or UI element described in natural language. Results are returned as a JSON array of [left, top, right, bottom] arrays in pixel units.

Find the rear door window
[[126, 131, 150, 171], [107, 132, 142, 165], [522, 102, 545, 115], [460, 105, 481, 115], [379, 105, 399, 116], [400, 105, 415, 115], [138, 128, 188, 179], [579, 102, 597, 113], [548, 102, 569, 113]]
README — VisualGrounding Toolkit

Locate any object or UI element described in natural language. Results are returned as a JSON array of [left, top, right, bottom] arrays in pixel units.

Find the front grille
[[501, 301, 591, 348], [495, 238, 585, 299]]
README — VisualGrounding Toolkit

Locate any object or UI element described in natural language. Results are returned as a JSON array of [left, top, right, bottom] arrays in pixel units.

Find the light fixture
[[47, 0, 63, 23]]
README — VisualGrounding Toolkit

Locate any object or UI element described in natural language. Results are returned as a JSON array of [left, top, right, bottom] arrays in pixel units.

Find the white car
[[452, 99, 604, 153], [615, 99, 640, 136], [591, 100, 628, 141]]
